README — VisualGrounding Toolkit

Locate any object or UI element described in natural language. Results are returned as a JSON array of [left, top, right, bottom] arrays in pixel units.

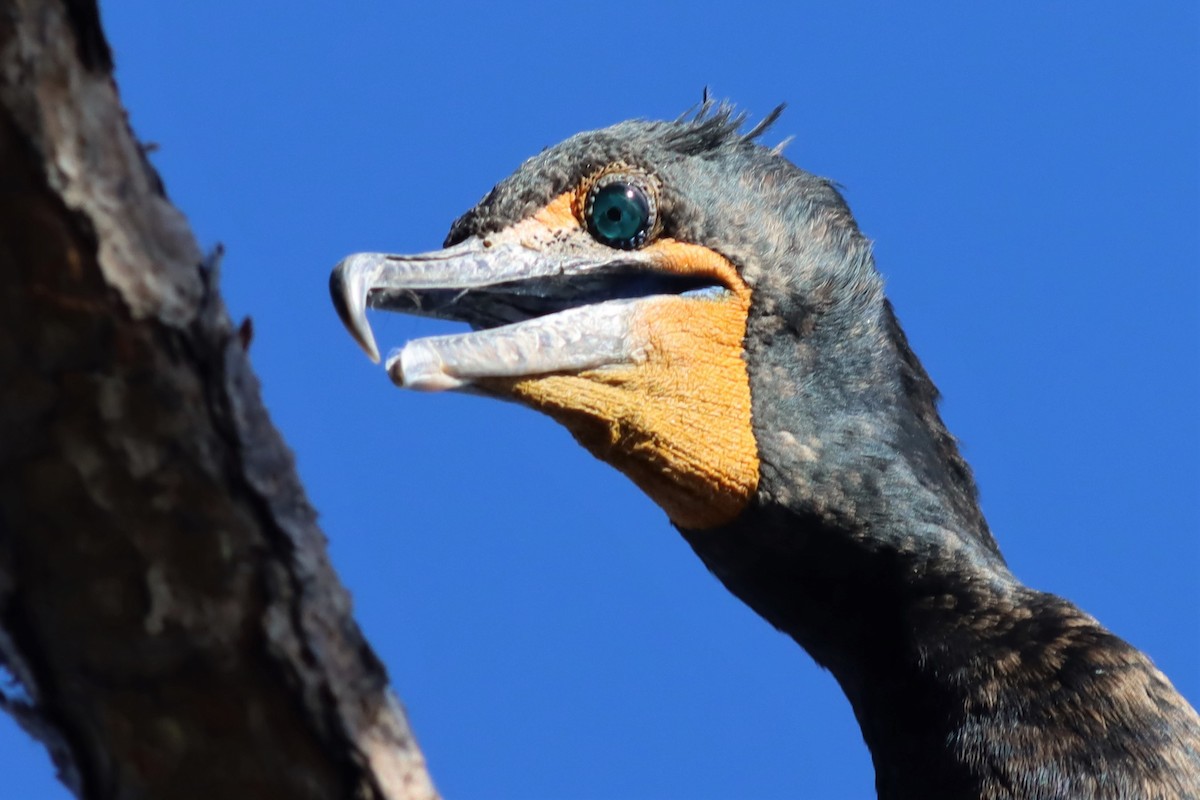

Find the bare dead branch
[[0, 2, 437, 797]]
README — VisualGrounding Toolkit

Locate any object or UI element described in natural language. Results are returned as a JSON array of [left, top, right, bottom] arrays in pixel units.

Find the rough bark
[[0, 2, 438, 798]]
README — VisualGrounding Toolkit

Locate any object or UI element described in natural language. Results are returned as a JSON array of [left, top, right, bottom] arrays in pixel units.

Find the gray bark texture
[[0, 2, 439, 798]]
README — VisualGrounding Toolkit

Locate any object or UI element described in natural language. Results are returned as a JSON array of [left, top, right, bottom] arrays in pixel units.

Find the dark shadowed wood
[[0, 2, 437, 798]]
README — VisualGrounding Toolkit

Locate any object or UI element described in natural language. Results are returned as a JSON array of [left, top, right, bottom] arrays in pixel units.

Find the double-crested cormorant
[[330, 105, 1200, 799]]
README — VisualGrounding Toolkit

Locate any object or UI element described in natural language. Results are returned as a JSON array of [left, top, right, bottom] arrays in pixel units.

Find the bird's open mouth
[[330, 171, 758, 529], [330, 235, 729, 391]]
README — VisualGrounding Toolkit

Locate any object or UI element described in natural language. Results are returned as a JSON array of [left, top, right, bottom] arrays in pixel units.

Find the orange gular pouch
[[482, 240, 760, 530]]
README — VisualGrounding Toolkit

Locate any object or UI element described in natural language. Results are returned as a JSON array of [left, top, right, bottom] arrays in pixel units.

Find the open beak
[[330, 230, 723, 391], [329, 211, 759, 529]]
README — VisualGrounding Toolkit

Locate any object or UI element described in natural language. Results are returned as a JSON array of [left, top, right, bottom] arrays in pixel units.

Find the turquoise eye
[[585, 178, 656, 249]]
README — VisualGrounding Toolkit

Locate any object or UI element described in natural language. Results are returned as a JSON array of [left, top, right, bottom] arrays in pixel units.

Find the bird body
[[332, 105, 1200, 798]]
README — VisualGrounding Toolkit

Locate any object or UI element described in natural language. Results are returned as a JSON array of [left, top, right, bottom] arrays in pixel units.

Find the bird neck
[[682, 492, 1013, 698], [704, 246, 1200, 795], [683, 501, 1200, 799]]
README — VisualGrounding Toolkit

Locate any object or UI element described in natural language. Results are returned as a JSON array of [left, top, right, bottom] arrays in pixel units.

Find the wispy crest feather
[[662, 100, 786, 155]]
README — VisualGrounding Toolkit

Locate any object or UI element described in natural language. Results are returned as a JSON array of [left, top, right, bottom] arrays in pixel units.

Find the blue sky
[[4, 3, 1197, 798]]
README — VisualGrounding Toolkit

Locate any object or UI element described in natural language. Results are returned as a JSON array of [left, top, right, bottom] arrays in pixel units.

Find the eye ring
[[583, 171, 659, 250]]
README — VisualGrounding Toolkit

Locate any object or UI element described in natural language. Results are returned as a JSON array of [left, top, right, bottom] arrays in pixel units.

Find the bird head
[[331, 104, 993, 551], [332, 106, 1200, 795]]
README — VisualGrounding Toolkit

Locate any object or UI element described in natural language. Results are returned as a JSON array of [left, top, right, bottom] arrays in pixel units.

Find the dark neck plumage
[[683, 302, 1200, 798], [684, 496, 1200, 799]]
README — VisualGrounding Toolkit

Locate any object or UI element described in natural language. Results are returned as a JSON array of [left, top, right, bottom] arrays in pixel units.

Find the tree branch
[[0, 2, 437, 797]]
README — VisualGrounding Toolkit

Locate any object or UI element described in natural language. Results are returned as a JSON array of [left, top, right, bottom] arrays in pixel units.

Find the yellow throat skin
[[492, 289, 757, 530]]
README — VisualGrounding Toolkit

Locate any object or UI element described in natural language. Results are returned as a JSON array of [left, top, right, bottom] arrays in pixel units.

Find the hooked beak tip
[[330, 255, 382, 363]]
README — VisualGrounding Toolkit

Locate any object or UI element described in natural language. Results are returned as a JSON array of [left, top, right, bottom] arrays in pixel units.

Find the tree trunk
[[0, 2, 437, 797]]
